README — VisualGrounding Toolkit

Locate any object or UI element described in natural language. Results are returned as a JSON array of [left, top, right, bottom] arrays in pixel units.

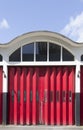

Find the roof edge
[[0, 30, 83, 47]]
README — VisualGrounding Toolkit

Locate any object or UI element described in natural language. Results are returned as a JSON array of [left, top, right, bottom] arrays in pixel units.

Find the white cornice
[[0, 31, 83, 48]]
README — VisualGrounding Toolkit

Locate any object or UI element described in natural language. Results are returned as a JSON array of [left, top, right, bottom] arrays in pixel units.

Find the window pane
[[9, 48, 21, 61], [49, 43, 61, 61], [36, 42, 47, 61], [0, 55, 2, 61], [22, 43, 34, 61], [81, 55, 83, 61], [62, 47, 74, 61]]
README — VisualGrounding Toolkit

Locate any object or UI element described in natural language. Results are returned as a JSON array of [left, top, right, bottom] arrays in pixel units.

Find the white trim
[[75, 64, 80, 93], [34, 42, 36, 61], [47, 42, 49, 61], [21, 46, 22, 62], [61, 46, 62, 61], [7, 61, 76, 66], [3, 62, 8, 93]]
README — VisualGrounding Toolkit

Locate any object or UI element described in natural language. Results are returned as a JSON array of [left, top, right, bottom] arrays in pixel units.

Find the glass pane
[[9, 48, 21, 61], [0, 55, 2, 61], [62, 47, 74, 61], [49, 43, 61, 61], [81, 55, 83, 61], [22, 43, 34, 61], [36, 42, 47, 61]]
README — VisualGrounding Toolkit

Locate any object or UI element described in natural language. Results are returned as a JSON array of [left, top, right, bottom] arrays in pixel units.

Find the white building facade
[[0, 31, 83, 125]]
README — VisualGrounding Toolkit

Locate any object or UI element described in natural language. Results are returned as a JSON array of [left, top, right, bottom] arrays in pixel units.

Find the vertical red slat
[[16, 67, 20, 124], [72, 67, 75, 125], [32, 67, 37, 124], [26, 68, 32, 125], [68, 67, 75, 125], [50, 67, 55, 125], [20, 67, 24, 124], [62, 67, 67, 125], [56, 67, 62, 125], [39, 67, 45, 124], [0, 67, 2, 124], [14, 67, 17, 124], [8, 67, 14, 124], [23, 67, 26, 124], [36, 67, 39, 124], [44, 67, 50, 125], [54, 68, 56, 125], [20, 67, 26, 124]]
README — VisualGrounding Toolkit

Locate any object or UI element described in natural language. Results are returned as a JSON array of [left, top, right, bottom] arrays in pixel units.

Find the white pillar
[[2, 58, 8, 124], [75, 62, 80, 125]]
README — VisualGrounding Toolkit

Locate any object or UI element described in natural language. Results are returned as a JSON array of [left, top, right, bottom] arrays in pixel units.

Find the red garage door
[[8, 66, 75, 125], [0, 67, 3, 124]]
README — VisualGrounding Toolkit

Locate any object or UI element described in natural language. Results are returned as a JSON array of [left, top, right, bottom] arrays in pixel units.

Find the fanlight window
[[22, 43, 34, 61], [81, 55, 83, 61], [9, 48, 21, 61], [36, 42, 47, 61], [9, 42, 74, 62], [49, 43, 61, 61], [0, 54, 3, 61], [62, 47, 74, 61]]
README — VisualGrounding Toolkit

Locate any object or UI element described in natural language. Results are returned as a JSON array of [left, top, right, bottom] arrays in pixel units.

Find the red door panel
[[39, 67, 45, 124], [68, 67, 75, 125], [44, 67, 50, 125], [32, 67, 39, 125], [8, 67, 14, 124], [62, 67, 68, 125], [8, 66, 75, 125], [26, 68, 32, 125], [56, 67, 62, 125], [50, 67, 55, 125]]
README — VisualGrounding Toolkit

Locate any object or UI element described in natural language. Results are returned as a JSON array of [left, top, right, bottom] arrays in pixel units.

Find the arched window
[[36, 42, 47, 61], [0, 54, 3, 61], [81, 55, 83, 61], [49, 43, 61, 61], [9, 48, 21, 61], [62, 47, 74, 61], [22, 43, 34, 61], [9, 42, 74, 62]]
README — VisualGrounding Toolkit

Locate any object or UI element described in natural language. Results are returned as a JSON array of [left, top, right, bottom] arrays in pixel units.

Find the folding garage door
[[0, 67, 3, 124], [8, 66, 75, 125]]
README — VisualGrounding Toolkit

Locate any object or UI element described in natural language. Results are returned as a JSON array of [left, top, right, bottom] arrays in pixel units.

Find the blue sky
[[0, 0, 83, 43]]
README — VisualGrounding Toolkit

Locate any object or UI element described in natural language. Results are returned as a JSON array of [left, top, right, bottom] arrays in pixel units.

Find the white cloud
[[0, 18, 10, 29], [60, 12, 83, 42]]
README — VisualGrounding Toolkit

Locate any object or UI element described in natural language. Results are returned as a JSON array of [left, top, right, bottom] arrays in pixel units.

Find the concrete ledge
[[0, 125, 83, 130]]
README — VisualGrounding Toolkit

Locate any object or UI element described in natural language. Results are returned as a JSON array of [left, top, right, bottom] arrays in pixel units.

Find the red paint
[[26, 68, 32, 124], [56, 67, 62, 125], [44, 67, 50, 125], [62, 67, 67, 125], [8, 67, 14, 124], [50, 67, 55, 125], [32, 68, 37, 124], [68, 67, 75, 125], [8, 66, 75, 125], [20, 67, 23, 124], [39, 67, 45, 124]]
